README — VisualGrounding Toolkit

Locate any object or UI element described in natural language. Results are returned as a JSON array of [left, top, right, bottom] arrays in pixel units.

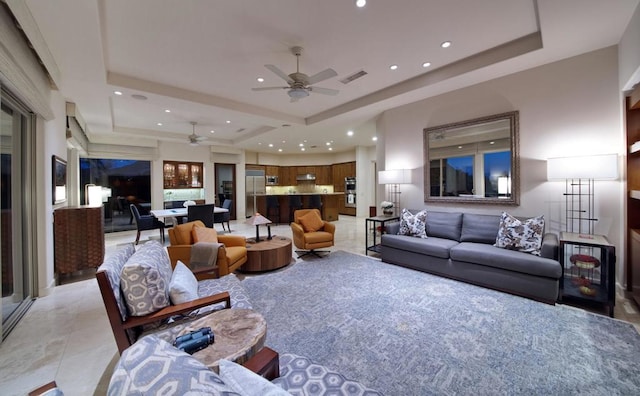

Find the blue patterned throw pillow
[[398, 208, 428, 238], [494, 212, 544, 256]]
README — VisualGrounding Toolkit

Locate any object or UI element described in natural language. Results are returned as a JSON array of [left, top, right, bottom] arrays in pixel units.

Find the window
[[80, 158, 151, 233], [430, 156, 474, 197]]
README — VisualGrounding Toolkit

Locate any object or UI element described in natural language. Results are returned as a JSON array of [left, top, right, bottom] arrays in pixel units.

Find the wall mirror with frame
[[423, 111, 519, 205]]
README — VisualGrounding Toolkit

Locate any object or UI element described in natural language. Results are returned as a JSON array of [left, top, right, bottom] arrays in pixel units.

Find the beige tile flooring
[[0, 215, 638, 395]]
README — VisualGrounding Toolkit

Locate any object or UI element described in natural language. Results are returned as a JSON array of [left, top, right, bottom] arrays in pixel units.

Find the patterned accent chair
[[108, 335, 382, 395], [167, 220, 247, 278], [291, 209, 335, 258], [95, 241, 252, 354]]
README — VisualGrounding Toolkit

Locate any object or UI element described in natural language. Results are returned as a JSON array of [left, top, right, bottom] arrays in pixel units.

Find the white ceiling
[[15, 0, 639, 155]]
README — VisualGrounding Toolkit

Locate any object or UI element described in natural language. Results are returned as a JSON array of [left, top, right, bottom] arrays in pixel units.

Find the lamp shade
[[245, 213, 272, 226], [547, 154, 618, 180], [378, 169, 412, 184]]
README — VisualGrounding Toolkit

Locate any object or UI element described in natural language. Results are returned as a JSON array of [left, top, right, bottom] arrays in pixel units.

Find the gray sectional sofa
[[381, 211, 562, 303]]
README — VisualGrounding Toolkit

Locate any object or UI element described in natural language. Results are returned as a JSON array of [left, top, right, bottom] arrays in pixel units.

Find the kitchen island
[[254, 193, 341, 223]]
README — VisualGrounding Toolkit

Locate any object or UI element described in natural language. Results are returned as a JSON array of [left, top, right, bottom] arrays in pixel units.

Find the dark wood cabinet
[[163, 161, 203, 189], [54, 206, 104, 277]]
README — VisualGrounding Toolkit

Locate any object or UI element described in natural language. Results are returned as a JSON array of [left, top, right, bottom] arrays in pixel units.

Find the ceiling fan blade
[[306, 68, 338, 85], [308, 86, 339, 96], [252, 86, 289, 91], [265, 64, 294, 84]]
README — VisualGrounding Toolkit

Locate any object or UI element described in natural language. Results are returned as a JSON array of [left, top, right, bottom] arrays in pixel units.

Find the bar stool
[[288, 195, 303, 222], [308, 194, 322, 210], [266, 195, 280, 224]]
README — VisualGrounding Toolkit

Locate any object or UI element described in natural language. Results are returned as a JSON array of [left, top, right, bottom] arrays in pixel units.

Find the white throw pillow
[[494, 212, 544, 256], [398, 208, 428, 238], [169, 261, 199, 305], [218, 359, 292, 396]]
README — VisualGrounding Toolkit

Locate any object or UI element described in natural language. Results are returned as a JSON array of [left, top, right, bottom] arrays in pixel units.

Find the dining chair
[[187, 204, 215, 228]]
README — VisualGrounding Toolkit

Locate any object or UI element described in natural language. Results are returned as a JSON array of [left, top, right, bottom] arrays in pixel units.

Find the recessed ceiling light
[[326, 142, 331, 146], [299, 143, 304, 147], [329, 147, 333, 151], [356, 0, 366, 7], [458, 145, 463, 149], [389, 64, 398, 70], [490, 141, 495, 145], [282, 140, 286, 143], [422, 62, 431, 68], [347, 130, 354, 136], [278, 148, 283, 152], [210, 130, 215, 134], [157, 122, 163, 126], [301, 148, 306, 151], [114, 91, 122, 96], [268, 143, 274, 147], [257, 77, 264, 82], [164, 109, 171, 113], [441, 41, 451, 48], [226, 120, 231, 124], [258, 142, 262, 145], [372, 136, 378, 141]]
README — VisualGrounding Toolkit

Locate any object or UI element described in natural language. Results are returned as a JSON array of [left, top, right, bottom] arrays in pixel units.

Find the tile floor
[[0, 215, 638, 395]]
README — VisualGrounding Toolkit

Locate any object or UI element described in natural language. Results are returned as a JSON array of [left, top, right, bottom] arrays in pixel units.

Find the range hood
[[296, 173, 316, 181]]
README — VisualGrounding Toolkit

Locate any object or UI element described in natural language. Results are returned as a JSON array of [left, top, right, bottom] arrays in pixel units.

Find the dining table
[[150, 206, 228, 223]]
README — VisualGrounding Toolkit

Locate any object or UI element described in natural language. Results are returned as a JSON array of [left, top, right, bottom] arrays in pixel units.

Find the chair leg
[[295, 250, 330, 259], [135, 231, 141, 245], [225, 221, 231, 232]]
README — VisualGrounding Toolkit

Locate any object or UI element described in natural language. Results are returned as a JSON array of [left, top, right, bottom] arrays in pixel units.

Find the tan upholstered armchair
[[290, 209, 335, 258], [168, 221, 247, 278]]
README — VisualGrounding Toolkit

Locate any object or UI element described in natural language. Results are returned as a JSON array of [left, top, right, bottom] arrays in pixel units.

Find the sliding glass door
[[0, 87, 35, 340]]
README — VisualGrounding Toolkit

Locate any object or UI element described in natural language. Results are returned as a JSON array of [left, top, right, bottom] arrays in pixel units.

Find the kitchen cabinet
[[316, 165, 332, 185], [265, 166, 280, 178], [163, 161, 203, 189]]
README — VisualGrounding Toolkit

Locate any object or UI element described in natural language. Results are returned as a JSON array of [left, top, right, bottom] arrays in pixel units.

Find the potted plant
[[380, 201, 394, 216]]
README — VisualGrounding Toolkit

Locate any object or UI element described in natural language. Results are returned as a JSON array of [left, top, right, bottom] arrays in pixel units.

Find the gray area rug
[[243, 250, 640, 395]]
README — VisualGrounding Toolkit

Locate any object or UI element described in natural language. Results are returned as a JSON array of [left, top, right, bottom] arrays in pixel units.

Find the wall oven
[[345, 177, 356, 208]]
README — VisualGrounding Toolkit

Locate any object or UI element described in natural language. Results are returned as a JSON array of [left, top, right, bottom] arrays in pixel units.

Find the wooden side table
[[559, 232, 616, 317], [179, 308, 267, 373], [242, 236, 293, 272]]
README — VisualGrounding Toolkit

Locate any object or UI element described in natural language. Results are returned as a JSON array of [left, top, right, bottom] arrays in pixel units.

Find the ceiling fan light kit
[[252, 46, 339, 101], [187, 121, 207, 146]]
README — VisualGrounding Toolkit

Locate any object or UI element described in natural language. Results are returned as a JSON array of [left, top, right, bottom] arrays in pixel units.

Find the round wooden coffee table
[[242, 236, 293, 272], [177, 308, 266, 373]]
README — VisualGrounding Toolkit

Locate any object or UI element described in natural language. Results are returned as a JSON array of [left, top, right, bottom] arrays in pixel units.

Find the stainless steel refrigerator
[[245, 170, 266, 217]]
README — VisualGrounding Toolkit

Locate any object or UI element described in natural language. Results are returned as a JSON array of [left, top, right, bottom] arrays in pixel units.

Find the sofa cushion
[[460, 213, 501, 244], [426, 211, 463, 241], [450, 242, 562, 279], [273, 353, 382, 395], [382, 234, 458, 259], [121, 241, 173, 316], [398, 208, 428, 238], [219, 359, 291, 396], [173, 221, 200, 245], [108, 335, 235, 395], [494, 212, 545, 256], [96, 243, 136, 321], [192, 226, 218, 243], [169, 261, 199, 305], [298, 210, 325, 232]]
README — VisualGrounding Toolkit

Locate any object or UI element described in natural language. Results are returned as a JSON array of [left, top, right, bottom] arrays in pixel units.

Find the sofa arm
[[243, 346, 280, 380], [322, 221, 336, 235], [540, 232, 559, 260], [385, 221, 400, 235], [122, 292, 231, 330], [218, 234, 246, 247]]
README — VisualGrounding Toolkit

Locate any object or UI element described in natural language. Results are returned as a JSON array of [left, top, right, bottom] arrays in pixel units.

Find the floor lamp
[[547, 154, 618, 234], [378, 169, 412, 216]]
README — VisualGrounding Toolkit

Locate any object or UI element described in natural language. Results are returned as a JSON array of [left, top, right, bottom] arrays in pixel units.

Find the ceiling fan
[[252, 46, 339, 102], [187, 121, 207, 146]]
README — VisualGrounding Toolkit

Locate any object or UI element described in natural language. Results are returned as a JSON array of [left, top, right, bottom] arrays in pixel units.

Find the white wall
[[619, 2, 640, 90], [377, 46, 626, 284]]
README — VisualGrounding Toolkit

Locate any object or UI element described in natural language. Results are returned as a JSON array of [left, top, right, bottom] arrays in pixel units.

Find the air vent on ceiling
[[235, 128, 246, 133], [340, 70, 368, 84]]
